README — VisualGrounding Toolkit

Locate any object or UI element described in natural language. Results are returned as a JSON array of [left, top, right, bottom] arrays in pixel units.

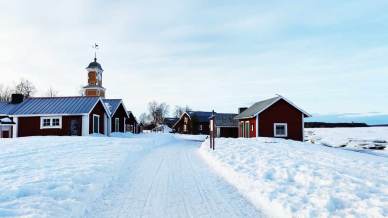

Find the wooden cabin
[[235, 95, 311, 141], [209, 113, 238, 138], [103, 99, 129, 133], [4, 96, 111, 137], [173, 111, 212, 135]]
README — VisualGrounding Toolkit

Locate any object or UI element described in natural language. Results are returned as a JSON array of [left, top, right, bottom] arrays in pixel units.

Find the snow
[[0, 118, 12, 123], [0, 134, 260, 217], [305, 127, 388, 156], [199, 137, 388, 217], [86, 135, 261, 218], [152, 124, 172, 133], [0, 134, 175, 217]]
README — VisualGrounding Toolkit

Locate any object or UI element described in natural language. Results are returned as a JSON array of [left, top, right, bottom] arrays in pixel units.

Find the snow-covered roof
[[0, 116, 15, 124], [102, 99, 127, 117], [11, 96, 102, 115]]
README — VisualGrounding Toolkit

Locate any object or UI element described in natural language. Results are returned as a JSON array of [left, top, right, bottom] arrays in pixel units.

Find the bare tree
[[174, 105, 191, 118], [14, 79, 36, 98], [148, 101, 169, 125], [0, 85, 12, 101], [138, 113, 149, 125], [45, 87, 59, 97]]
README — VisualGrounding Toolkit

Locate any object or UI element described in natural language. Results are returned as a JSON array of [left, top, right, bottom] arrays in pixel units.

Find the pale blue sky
[[0, 0, 387, 121]]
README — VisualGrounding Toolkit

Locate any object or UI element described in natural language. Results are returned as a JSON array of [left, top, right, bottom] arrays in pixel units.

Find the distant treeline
[[305, 122, 369, 128]]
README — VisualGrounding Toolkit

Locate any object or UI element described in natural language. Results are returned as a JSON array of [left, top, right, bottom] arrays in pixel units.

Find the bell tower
[[83, 44, 106, 97]]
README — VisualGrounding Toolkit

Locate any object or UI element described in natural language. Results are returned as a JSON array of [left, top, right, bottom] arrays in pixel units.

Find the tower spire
[[93, 43, 99, 62]]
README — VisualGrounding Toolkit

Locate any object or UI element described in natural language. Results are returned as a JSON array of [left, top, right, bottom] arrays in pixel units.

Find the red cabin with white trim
[[235, 96, 311, 141]]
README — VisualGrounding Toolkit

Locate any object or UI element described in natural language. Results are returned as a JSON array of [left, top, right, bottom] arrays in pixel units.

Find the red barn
[[235, 96, 311, 141]]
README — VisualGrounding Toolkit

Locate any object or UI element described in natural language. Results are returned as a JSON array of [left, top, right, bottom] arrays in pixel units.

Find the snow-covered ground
[[199, 137, 388, 217], [0, 134, 260, 218], [305, 127, 388, 156], [0, 134, 176, 217]]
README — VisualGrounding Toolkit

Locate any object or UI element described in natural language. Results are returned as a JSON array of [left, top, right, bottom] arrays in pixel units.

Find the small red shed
[[235, 95, 311, 141]]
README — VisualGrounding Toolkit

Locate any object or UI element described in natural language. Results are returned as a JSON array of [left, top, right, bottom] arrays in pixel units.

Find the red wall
[[111, 104, 127, 132], [238, 117, 256, 137], [89, 101, 106, 134], [258, 99, 304, 141], [17, 116, 82, 137]]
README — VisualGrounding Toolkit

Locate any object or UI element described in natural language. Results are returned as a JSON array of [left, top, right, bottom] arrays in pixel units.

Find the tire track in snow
[[86, 138, 263, 218]]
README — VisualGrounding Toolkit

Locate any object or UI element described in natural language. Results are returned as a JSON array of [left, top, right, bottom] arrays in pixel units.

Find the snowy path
[[87, 139, 262, 218]]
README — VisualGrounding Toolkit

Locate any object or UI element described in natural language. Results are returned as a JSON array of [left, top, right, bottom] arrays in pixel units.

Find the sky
[[0, 0, 388, 122]]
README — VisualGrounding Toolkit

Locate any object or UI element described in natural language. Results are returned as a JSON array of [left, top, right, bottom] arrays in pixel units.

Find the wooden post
[[210, 110, 216, 150]]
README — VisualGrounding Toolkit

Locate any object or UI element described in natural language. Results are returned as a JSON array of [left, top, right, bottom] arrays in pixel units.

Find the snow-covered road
[[86, 138, 262, 218]]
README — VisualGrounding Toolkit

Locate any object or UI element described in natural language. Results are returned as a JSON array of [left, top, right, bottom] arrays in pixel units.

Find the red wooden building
[[9, 96, 111, 137], [103, 99, 129, 133], [235, 95, 311, 141]]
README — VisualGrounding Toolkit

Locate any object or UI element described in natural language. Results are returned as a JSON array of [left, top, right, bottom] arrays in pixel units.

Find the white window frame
[[40, 117, 62, 129], [93, 114, 100, 134], [115, 117, 120, 132], [274, 123, 288, 137]]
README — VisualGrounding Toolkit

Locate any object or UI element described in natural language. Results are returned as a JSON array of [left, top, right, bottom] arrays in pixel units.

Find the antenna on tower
[[92, 43, 99, 62]]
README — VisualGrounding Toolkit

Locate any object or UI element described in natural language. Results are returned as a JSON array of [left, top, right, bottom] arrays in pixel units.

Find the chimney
[[11, 94, 24, 104], [238, 107, 248, 114]]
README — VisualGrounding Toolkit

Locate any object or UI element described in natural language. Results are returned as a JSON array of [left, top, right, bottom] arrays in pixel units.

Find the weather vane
[[92, 43, 99, 62]]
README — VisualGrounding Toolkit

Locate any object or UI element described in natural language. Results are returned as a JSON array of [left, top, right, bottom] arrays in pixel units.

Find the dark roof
[[11, 96, 102, 115], [235, 97, 280, 119], [235, 96, 311, 119], [163, 117, 179, 128], [187, 111, 213, 123], [127, 111, 138, 124], [102, 99, 122, 115], [86, 59, 103, 71], [0, 102, 19, 115], [214, 113, 238, 127]]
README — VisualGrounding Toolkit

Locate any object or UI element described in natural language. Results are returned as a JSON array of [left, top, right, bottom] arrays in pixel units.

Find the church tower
[[83, 57, 106, 98]]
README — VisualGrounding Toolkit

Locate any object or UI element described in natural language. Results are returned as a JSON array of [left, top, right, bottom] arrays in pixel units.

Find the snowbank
[[199, 137, 388, 217], [173, 134, 208, 141], [0, 134, 177, 217], [305, 127, 388, 156]]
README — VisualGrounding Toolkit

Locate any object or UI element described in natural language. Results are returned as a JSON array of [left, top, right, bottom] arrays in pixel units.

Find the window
[[184, 117, 188, 124], [40, 117, 62, 129], [43, 118, 51, 127], [183, 124, 187, 132], [115, 118, 120, 132], [93, 114, 100, 134], [52, 118, 60, 126], [251, 124, 254, 132], [274, 123, 287, 137], [199, 124, 203, 131]]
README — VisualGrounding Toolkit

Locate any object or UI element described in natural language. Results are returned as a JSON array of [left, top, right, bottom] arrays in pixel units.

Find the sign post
[[209, 110, 216, 150]]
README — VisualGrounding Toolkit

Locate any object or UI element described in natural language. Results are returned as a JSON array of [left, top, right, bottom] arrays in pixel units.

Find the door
[[245, 122, 249, 138], [70, 119, 80, 136], [93, 115, 100, 134], [2, 131, 9, 138]]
